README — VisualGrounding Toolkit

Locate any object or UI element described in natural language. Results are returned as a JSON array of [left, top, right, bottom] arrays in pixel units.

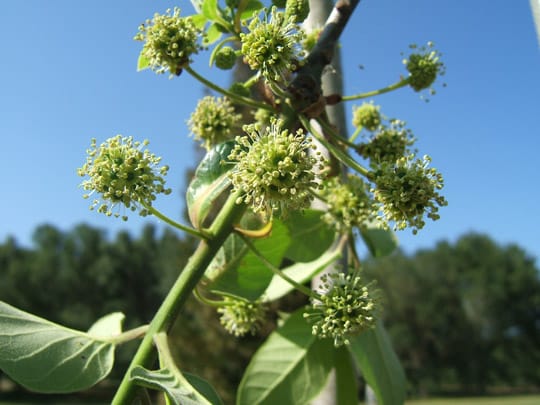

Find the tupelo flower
[[370, 154, 447, 234], [188, 96, 242, 150], [320, 174, 377, 232], [352, 102, 382, 132], [403, 42, 445, 93], [134, 7, 201, 76], [228, 118, 324, 217], [285, 0, 310, 22], [358, 119, 416, 165], [218, 297, 266, 337], [305, 270, 380, 347], [78, 136, 171, 221], [215, 46, 238, 70], [240, 7, 306, 85]]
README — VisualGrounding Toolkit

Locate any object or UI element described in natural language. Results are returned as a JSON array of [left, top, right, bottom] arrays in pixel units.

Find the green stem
[[237, 233, 318, 299], [341, 78, 410, 101], [109, 325, 149, 345], [144, 205, 209, 240], [349, 125, 362, 143], [185, 66, 273, 111], [111, 192, 246, 405], [317, 118, 361, 150]]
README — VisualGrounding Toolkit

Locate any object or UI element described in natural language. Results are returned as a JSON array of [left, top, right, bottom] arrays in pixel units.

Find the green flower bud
[[229, 82, 251, 98], [403, 42, 445, 92], [228, 118, 324, 217], [320, 174, 377, 232], [286, 0, 310, 23], [188, 96, 242, 150], [352, 102, 382, 131], [218, 297, 266, 337], [215, 46, 237, 70], [240, 7, 306, 84], [134, 8, 201, 77], [370, 154, 448, 234], [305, 270, 380, 347], [358, 119, 416, 164], [78, 136, 171, 221]]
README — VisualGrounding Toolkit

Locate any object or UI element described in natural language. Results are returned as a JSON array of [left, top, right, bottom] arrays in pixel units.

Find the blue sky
[[1, 0, 539, 262]]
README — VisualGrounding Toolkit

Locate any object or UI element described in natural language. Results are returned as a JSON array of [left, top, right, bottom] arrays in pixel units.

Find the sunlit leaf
[[186, 142, 234, 228], [239, 0, 264, 20], [348, 322, 406, 405], [0, 301, 123, 393], [137, 52, 150, 71], [202, 0, 219, 20], [262, 248, 341, 302], [360, 222, 399, 257], [282, 210, 335, 262], [237, 309, 334, 405], [334, 346, 358, 405], [204, 23, 224, 46]]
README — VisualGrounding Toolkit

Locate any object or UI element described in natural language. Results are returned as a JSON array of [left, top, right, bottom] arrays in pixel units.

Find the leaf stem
[[185, 66, 273, 111], [144, 205, 209, 240], [341, 78, 410, 101], [111, 192, 246, 404], [237, 233, 318, 300]]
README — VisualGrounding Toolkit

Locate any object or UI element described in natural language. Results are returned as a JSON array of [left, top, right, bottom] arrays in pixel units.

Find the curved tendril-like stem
[[193, 286, 227, 307], [237, 233, 319, 300], [341, 78, 410, 101], [144, 205, 209, 240], [300, 115, 370, 178], [185, 66, 273, 111], [349, 125, 362, 143], [317, 118, 360, 150]]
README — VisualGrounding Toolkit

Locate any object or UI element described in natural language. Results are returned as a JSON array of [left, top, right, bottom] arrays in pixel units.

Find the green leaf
[[348, 322, 406, 405], [282, 210, 335, 262], [263, 248, 341, 302], [204, 23, 224, 46], [239, 0, 264, 20], [0, 301, 123, 393], [237, 309, 334, 405], [334, 346, 359, 405], [186, 142, 234, 228], [191, 13, 208, 29], [210, 220, 290, 301], [137, 52, 150, 71], [202, 0, 219, 20], [360, 222, 399, 257], [131, 368, 222, 405]]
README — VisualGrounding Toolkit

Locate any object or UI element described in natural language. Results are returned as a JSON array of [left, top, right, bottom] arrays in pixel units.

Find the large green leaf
[[262, 248, 341, 302], [348, 322, 406, 405], [282, 210, 335, 262], [209, 221, 290, 301], [131, 333, 223, 405], [360, 222, 399, 258], [239, 0, 264, 20], [0, 301, 123, 393], [237, 309, 334, 405], [334, 346, 358, 405], [186, 142, 234, 228]]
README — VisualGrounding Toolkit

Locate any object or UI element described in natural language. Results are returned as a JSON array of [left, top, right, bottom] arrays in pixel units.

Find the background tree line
[[0, 225, 538, 401]]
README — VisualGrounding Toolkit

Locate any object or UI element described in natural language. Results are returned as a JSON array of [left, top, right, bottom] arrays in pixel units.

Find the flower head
[[370, 154, 447, 234], [188, 96, 242, 150], [320, 174, 377, 232], [358, 119, 416, 165], [285, 0, 310, 22], [78, 136, 171, 220], [134, 8, 201, 76], [215, 46, 238, 70], [228, 118, 324, 217], [403, 42, 445, 93], [352, 102, 382, 132], [218, 297, 266, 337], [305, 270, 380, 347], [240, 7, 306, 84]]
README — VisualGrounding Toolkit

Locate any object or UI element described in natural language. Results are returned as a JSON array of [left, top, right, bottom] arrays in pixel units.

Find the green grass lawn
[[407, 395, 540, 405]]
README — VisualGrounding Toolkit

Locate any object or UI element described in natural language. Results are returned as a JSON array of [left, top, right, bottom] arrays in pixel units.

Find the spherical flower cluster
[[188, 96, 242, 150], [305, 270, 380, 347], [78, 136, 171, 221], [215, 46, 237, 70], [228, 119, 324, 216], [320, 175, 376, 232], [403, 42, 445, 92], [285, 0, 310, 22], [218, 297, 266, 337], [134, 8, 201, 76], [240, 7, 306, 84], [352, 102, 382, 131], [358, 120, 416, 164], [370, 154, 448, 234]]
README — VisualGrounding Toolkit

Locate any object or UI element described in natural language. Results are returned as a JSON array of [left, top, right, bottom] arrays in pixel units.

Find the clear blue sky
[[1, 0, 539, 262]]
